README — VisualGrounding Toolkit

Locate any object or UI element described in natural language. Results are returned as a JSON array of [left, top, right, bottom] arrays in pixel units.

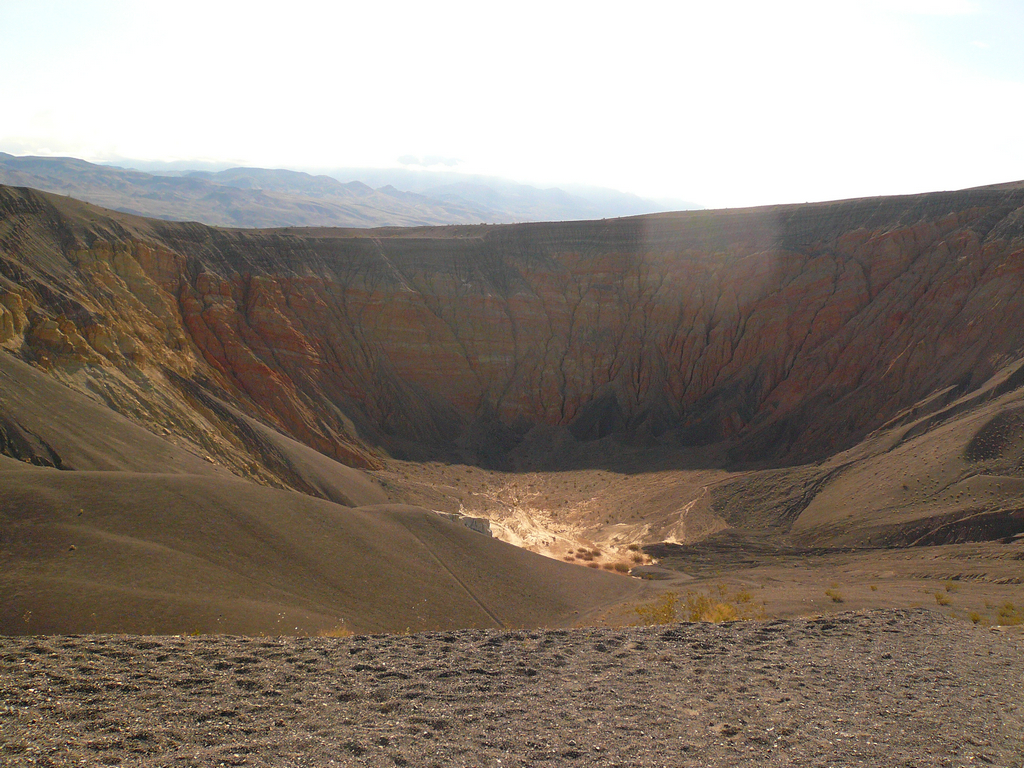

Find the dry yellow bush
[[318, 624, 354, 638], [633, 585, 763, 625], [997, 602, 1022, 625]]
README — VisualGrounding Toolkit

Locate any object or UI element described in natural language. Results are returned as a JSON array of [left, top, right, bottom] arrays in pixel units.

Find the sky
[[2, 0, 1024, 209]]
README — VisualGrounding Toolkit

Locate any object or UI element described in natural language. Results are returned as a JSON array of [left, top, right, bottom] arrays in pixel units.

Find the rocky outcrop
[[2, 182, 1024, 472]]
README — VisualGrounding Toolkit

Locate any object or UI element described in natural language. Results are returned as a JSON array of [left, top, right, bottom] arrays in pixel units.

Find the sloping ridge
[[0, 355, 642, 635], [0, 354, 231, 475]]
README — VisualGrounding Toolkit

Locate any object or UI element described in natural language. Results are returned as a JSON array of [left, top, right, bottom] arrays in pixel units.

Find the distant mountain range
[[0, 153, 701, 228]]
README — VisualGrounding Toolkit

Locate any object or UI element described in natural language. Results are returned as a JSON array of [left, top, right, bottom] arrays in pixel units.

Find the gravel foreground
[[2, 609, 1021, 768]]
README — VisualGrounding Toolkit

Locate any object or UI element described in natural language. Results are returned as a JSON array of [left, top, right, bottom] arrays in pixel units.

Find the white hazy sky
[[2, 0, 1024, 208]]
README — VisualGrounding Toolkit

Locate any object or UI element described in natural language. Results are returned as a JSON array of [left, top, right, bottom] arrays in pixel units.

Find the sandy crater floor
[[2, 610, 1022, 767]]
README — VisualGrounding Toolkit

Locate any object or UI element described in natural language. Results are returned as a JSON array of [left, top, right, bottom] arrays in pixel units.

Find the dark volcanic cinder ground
[[2, 610, 1021, 768]]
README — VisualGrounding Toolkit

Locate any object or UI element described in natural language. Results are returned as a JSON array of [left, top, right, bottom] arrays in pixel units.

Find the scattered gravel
[[1, 609, 1021, 767]]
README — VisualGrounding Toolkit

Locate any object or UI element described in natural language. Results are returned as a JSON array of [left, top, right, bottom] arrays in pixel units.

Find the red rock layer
[[2, 183, 1024, 466]]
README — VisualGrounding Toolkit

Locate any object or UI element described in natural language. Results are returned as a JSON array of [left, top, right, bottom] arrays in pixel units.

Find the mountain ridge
[[0, 153, 693, 229]]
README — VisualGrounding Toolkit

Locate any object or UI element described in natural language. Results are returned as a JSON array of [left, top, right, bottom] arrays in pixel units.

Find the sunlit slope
[[791, 360, 1024, 546]]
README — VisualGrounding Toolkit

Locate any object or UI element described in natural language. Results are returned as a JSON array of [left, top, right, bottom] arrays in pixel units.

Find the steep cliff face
[[3, 182, 1024, 472]]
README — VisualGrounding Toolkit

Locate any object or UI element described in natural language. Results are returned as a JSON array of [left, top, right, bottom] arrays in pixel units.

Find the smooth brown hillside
[[0, 463, 644, 635], [0, 352, 384, 505], [0, 353, 227, 475], [0, 353, 643, 635]]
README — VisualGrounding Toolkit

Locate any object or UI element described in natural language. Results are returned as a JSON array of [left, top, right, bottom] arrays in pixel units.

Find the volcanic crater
[[2, 181, 1023, 765]]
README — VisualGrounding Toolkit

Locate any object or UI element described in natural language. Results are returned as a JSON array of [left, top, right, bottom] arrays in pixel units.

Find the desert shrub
[[602, 563, 614, 570], [587, 563, 599, 569], [631, 553, 644, 564], [627, 544, 640, 552], [997, 602, 1022, 625], [968, 611, 982, 624], [633, 586, 763, 625], [613, 562, 630, 573], [934, 592, 952, 606], [870, 585, 878, 592], [825, 588, 844, 603], [318, 624, 354, 638], [680, 592, 733, 622], [704, 602, 738, 622], [944, 581, 959, 593], [634, 593, 680, 625]]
